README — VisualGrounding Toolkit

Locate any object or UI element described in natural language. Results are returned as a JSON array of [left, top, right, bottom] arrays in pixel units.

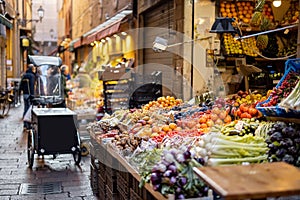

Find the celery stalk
[[207, 155, 268, 166]]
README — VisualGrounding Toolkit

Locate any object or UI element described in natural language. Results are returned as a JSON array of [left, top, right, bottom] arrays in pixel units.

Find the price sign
[[234, 121, 244, 131]]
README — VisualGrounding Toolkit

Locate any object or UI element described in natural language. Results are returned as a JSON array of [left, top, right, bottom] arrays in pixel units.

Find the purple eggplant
[[150, 172, 162, 185], [183, 150, 191, 160]]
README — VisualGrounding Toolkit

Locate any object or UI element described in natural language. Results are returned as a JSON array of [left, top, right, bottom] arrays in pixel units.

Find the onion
[[168, 164, 177, 174], [170, 176, 177, 185]]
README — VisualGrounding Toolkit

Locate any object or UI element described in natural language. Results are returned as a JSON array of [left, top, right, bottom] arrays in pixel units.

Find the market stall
[[88, 59, 300, 200]]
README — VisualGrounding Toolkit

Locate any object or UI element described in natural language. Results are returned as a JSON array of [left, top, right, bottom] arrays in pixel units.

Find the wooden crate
[[98, 173, 106, 200], [117, 172, 130, 200], [90, 163, 99, 196], [106, 185, 119, 200]]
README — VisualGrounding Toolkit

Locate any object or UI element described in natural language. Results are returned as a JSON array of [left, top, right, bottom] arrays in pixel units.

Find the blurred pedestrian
[[61, 64, 71, 81], [57, 65, 71, 108], [19, 64, 36, 130], [35, 66, 45, 96]]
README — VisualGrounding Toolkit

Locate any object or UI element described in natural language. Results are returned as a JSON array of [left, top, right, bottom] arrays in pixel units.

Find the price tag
[[234, 121, 244, 131]]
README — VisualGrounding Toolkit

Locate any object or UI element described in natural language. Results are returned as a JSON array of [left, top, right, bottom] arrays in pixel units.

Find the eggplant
[[282, 126, 296, 138], [276, 148, 287, 158], [183, 150, 191, 160], [269, 132, 283, 142], [282, 154, 295, 164], [150, 172, 162, 185]]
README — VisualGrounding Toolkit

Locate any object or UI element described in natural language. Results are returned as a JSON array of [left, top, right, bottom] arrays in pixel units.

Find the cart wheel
[[27, 129, 35, 168], [73, 148, 81, 165], [80, 142, 90, 157]]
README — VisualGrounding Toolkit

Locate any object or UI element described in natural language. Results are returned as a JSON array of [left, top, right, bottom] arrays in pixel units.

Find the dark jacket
[[19, 68, 35, 96], [61, 73, 69, 98]]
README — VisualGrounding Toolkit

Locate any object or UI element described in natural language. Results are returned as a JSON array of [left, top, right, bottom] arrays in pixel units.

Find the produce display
[[259, 71, 300, 107], [219, 0, 298, 58], [280, 1, 299, 25], [265, 121, 300, 167], [222, 33, 259, 57], [88, 60, 300, 199], [196, 133, 268, 166]]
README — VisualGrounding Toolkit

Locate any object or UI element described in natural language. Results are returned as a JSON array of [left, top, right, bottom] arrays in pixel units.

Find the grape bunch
[[266, 122, 300, 167]]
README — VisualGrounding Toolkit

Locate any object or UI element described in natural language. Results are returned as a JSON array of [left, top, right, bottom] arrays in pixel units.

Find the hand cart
[[26, 55, 81, 168]]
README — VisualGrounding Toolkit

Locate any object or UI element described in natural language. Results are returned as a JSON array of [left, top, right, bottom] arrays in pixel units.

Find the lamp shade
[[22, 38, 30, 47], [210, 17, 237, 34]]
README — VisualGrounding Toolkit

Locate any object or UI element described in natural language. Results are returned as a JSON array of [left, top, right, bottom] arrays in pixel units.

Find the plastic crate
[[256, 59, 300, 118]]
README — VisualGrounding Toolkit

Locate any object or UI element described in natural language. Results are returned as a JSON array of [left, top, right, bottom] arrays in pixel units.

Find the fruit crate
[[256, 58, 300, 118]]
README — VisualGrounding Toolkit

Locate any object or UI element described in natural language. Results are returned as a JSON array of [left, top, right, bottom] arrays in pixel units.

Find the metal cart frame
[[26, 56, 81, 168]]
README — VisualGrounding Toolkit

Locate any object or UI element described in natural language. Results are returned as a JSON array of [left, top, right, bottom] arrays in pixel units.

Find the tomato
[[248, 107, 258, 116]]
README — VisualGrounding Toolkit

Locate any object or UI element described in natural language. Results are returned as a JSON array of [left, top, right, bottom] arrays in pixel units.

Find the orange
[[206, 119, 214, 127], [169, 123, 177, 130], [161, 125, 170, 132], [200, 123, 208, 129]]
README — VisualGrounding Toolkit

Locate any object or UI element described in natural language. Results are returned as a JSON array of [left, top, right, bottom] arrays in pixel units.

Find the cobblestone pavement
[[0, 104, 98, 200]]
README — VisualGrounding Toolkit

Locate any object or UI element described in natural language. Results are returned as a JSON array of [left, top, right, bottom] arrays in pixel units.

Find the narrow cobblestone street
[[0, 103, 97, 200]]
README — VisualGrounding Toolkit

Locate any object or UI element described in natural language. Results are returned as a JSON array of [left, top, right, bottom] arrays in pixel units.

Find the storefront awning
[[81, 10, 132, 45], [73, 38, 82, 49], [0, 14, 12, 29]]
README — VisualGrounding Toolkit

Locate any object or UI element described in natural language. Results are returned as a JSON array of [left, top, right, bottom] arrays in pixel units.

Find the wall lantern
[[18, 5, 45, 26]]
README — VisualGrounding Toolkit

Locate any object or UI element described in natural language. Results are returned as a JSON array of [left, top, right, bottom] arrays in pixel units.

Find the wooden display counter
[[193, 162, 300, 200], [89, 132, 167, 200]]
